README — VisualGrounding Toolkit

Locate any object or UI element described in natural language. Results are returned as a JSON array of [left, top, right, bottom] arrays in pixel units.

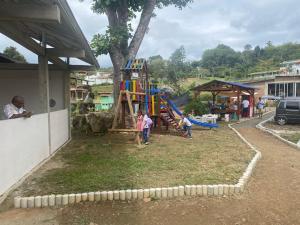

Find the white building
[[0, 0, 99, 198], [86, 72, 113, 85]]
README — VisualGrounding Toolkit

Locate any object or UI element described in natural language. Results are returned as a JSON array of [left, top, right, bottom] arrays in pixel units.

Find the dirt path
[[1, 114, 300, 225]]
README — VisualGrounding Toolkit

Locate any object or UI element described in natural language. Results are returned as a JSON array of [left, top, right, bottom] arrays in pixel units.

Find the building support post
[[38, 32, 51, 154], [64, 71, 71, 139]]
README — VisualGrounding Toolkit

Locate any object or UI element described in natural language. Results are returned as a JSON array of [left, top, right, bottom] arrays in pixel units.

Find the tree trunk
[[109, 47, 125, 105], [106, 0, 156, 105], [128, 0, 156, 58]]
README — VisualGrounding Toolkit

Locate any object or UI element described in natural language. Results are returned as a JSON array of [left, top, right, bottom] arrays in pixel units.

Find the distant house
[[0, 0, 99, 197], [94, 92, 114, 111], [245, 60, 300, 99], [86, 72, 113, 85]]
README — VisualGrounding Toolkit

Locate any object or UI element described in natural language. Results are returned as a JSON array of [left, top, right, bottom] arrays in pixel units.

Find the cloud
[[0, 0, 299, 67]]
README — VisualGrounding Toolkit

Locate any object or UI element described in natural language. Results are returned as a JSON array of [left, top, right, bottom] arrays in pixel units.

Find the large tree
[[3, 46, 27, 63], [89, 0, 193, 101]]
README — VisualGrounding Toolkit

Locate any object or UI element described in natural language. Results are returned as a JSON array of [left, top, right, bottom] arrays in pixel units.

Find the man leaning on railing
[[3, 96, 32, 119]]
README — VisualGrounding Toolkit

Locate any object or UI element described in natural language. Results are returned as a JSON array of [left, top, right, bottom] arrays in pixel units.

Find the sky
[[0, 0, 299, 67]]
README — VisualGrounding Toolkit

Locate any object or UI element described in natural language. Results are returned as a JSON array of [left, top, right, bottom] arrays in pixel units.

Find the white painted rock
[[95, 192, 101, 202], [101, 191, 108, 201], [125, 190, 132, 200], [14, 197, 21, 208], [41, 195, 49, 207], [213, 185, 219, 196], [62, 194, 69, 205], [196, 185, 203, 196], [161, 188, 167, 198], [113, 191, 119, 200], [55, 194, 62, 205], [137, 189, 144, 200], [88, 192, 95, 202], [185, 185, 191, 196], [69, 194, 75, 204], [75, 193, 81, 203], [235, 184, 242, 193], [190, 185, 196, 196], [202, 185, 208, 196], [155, 188, 161, 199], [143, 189, 150, 198], [167, 187, 173, 198], [119, 190, 126, 201], [107, 191, 113, 201], [34, 196, 42, 208], [21, 197, 28, 208], [48, 195, 55, 207], [81, 193, 88, 201], [132, 190, 138, 200], [27, 197, 34, 208], [229, 185, 235, 194], [149, 188, 156, 198], [173, 187, 179, 197], [218, 185, 224, 195], [223, 185, 229, 195], [178, 186, 185, 197], [207, 185, 214, 196]]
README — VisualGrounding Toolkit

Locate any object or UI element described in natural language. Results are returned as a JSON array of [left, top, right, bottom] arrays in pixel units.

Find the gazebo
[[192, 80, 256, 118]]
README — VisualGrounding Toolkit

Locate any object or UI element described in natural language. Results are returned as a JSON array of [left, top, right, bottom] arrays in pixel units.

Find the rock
[[86, 112, 114, 133]]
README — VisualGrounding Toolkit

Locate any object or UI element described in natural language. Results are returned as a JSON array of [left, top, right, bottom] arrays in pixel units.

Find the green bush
[[184, 97, 209, 116]]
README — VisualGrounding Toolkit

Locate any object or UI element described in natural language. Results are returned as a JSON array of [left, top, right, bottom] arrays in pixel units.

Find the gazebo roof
[[192, 80, 255, 92], [0, 0, 99, 69]]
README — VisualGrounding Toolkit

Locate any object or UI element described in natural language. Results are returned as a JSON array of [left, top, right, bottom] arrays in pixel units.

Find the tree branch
[[128, 0, 156, 58]]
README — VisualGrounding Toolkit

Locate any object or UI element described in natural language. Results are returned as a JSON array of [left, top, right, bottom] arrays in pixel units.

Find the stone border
[[13, 123, 262, 209], [256, 116, 300, 150]]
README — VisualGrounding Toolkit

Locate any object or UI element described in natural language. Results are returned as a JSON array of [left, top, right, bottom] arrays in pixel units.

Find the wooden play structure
[[109, 59, 185, 145], [109, 59, 218, 145]]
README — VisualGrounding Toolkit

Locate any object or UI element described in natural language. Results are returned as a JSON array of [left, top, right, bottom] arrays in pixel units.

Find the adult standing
[[242, 98, 250, 118], [4, 96, 32, 119], [257, 97, 265, 118]]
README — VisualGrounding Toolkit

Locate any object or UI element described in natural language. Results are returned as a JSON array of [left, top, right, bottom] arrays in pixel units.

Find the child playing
[[142, 113, 150, 144], [146, 115, 153, 141], [136, 110, 144, 138], [179, 113, 192, 139]]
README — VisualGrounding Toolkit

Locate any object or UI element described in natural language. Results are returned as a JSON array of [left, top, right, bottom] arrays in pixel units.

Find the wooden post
[[112, 91, 123, 129], [237, 89, 241, 119], [125, 91, 141, 146], [121, 102, 125, 128]]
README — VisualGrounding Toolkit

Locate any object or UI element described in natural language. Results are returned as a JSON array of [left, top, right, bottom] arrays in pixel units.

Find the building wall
[[0, 109, 69, 196], [245, 76, 300, 99], [0, 69, 65, 119]]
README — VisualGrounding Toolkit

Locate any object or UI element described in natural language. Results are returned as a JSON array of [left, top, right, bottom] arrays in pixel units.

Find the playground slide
[[164, 97, 218, 128]]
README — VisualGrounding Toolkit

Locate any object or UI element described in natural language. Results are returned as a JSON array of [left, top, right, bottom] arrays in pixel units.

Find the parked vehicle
[[275, 98, 300, 125]]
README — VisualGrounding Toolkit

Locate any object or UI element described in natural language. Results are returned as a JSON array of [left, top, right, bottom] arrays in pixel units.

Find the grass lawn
[[17, 124, 254, 196], [280, 133, 300, 144]]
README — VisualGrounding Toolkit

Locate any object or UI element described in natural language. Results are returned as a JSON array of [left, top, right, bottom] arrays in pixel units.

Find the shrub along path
[[1, 113, 300, 225]]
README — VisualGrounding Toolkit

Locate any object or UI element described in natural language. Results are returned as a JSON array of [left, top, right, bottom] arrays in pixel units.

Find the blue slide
[[165, 98, 218, 128]]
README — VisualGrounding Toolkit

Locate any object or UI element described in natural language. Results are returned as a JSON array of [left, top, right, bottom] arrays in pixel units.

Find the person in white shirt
[[179, 113, 192, 139], [242, 98, 250, 117], [4, 96, 32, 119], [142, 113, 149, 144]]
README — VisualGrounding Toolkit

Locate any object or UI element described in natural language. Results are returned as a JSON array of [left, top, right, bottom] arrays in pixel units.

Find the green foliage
[[184, 97, 209, 116], [199, 42, 300, 79], [3, 46, 27, 63]]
